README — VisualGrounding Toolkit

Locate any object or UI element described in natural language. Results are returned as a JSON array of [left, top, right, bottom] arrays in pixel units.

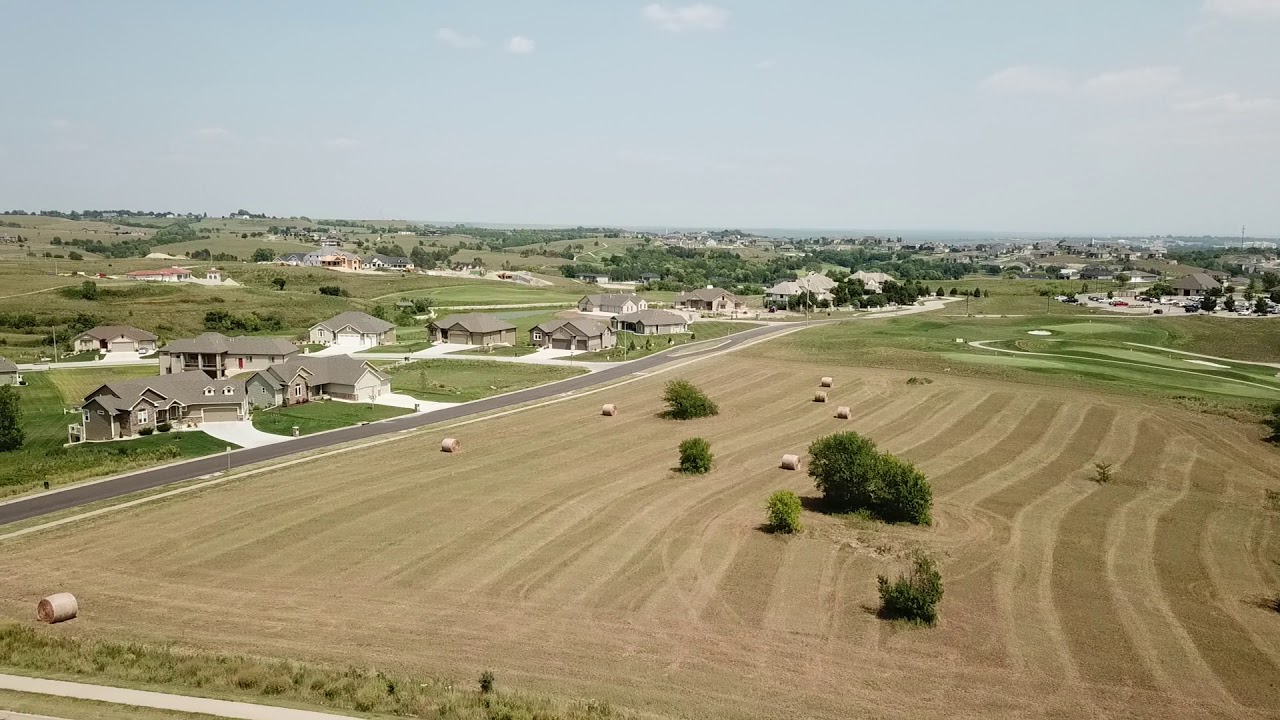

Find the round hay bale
[[37, 593, 78, 624], [440, 437, 460, 453], [836, 406, 851, 419], [780, 454, 801, 471], [814, 391, 828, 403], [819, 376, 834, 388], [601, 404, 617, 416]]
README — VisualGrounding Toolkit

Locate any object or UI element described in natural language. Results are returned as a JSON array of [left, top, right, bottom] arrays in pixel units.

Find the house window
[[138, 408, 149, 424], [294, 385, 303, 397], [82, 410, 91, 424], [223, 386, 234, 395], [533, 332, 543, 340], [203, 387, 213, 396]]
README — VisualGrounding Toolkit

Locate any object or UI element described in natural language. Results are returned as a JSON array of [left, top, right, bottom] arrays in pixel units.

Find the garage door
[[202, 407, 241, 423], [108, 339, 137, 353], [551, 337, 573, 350], [336, 332, 364, 347]]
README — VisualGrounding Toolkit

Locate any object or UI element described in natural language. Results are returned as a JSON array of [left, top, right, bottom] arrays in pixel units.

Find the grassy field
[[251, 401, 410, 436], [569, 321, 762, 362], [152, 235, 316, 259], [746, 314, 1280, 415], [0, 369, 229, 496], [371, 324, 432, 354], [378, 358, 586, 402], [386, 284, 584, 307], [1, 355, 1277, 719]]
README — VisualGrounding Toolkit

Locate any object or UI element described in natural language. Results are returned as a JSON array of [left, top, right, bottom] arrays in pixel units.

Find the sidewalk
[[0, 674, 358, 720]]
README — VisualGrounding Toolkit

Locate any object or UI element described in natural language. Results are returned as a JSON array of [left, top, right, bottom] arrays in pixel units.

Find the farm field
[[1, 354, 1277, 719], [250, 401, 411, 436], [1, 368, 229, 496], [383, 283, 584, 307], [376, 358, 587, 402]]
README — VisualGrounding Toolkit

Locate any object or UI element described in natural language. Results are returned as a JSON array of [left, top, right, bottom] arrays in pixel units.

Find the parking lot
[[1059, 293, 1280, 318]]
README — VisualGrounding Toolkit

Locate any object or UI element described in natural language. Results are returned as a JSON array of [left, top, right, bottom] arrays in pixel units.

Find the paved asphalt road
[[0, 321, 797, 527]]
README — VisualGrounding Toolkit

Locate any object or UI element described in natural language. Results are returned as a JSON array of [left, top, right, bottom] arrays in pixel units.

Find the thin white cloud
[[326, 137, 358, 150], [506, 35, 536, 54], [754, 59, 777, 71], [195, 127, 230, 138], [48, 118, 73, 130], [1202, 0, 1280, 19], [436, 28, 484, 49], [1080, 65, 1182, 100], [642, 3, 731, 32], [1175, 92, 1279, 114], [981, 65, 1073, 95]]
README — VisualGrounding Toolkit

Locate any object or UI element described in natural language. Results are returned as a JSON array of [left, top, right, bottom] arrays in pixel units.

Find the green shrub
[[138, 427, 155, 436], [661, 379, 719, 420], [877, 552, 944, 625], [156, 422, 172, 433], [765, 490, 802, 533], [479, 670, 495, 694], [1091, 462, 1114, 484], [677, 437, 713, 474], [807, 432, 933, 525]]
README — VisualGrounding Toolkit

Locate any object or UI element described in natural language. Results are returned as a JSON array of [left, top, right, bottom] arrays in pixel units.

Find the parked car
[[1152, 308, 1163, 314], [1063, 296, 1079, 303]]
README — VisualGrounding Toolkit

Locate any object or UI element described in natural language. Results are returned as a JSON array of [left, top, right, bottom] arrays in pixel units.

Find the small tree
[[68, 251, 83, 260], [875, 455, 933, 525], [1200, 295, 1218, 312], [1224, 295, 1237, 312], [877, 552, 944, 625], [478, 670, 495, 694], [678, 437, 714, 474], [1257, 296, 1270, 316], [78, 280, 98, 300], [251, 248, 274, 263], [808, 432, 882, 512], [662, 379, 719, 420], [270, 276, 286, 291], [0, 385, 24, 452], [1092, 462, 1114, 484], [766, 490, 802, 533], [1266, 404, 1280, 442]]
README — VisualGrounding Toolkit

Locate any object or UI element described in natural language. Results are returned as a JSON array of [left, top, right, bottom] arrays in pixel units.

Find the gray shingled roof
[[431, 313, 516, 333], [581, 293, 642, 306], [256, 356, 384, 389], [614, 310, 687, 326], [0, 357, 18, 373], [1172, 272, 1221, 290], [74, 325, 158, 342], [364, 254, 412, 265], [161, 332, 298, 355], [313, 311, 395, 334], [677, 287, 736, 302], [82, 370, 247, 413], [533, 318, 611, 337]]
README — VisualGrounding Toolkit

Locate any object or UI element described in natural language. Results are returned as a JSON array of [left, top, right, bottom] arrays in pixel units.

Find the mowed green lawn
[[251, 401, 410, 436], [377, 359, 586, 402], [1, 369, 229, 497], [391, 284, 583, 307], [749, 314, 1280, 410]]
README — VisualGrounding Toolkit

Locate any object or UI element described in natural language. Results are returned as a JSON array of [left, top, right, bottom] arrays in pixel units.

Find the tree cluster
[[807, 432, 933, 525], [203, 309, 285, 333], [661, 379, 719, 420]]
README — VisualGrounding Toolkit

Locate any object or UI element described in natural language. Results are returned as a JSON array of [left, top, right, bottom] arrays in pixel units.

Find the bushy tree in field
[[0, 386, 24, 452], [807, 432, 933, 525], [766, 490, 802, 533], [678, 437, 714, 474], [270, 276, 286, 291], [662, 379, 719, 420], [1267, 404, 1280, 443], [877, 552, 943, 625], [251, 248, 274, 263]]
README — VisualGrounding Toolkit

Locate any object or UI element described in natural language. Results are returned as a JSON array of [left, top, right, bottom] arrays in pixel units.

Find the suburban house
[[529, 318, 616, 351], [639, 273, 663, 284], [317, 251, 362, 271], [848, 271, 896, 293], [0, 357, 20, 386], [1080, 266, 1114, 281], [158, 333, 298, 378], [70, 370, 249, 443], [577, 294, 647, 314], [1172, 272, 1222, 297], [428, 313, 517, 346], [244, 356, 392, 409], [127, 267, 192, 282], [674, 287, 744, 313], [578, 273, 611, 284], [764, 272, 838, 306], [612, 310, 689, 335], [72, 325, 158, 355], [1125, 271, 1160, 284], [274, 252, 310, 266], [308, 311, 396, 349], [363, 255, 415, 271]]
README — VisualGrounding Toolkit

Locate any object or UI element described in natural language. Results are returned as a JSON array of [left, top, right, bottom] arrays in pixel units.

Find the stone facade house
[[674, 288, 744, 313], [308, 311, 396, 349], [244, 356, 391, 409], [529, 318, 616, 351], [71, 370, 248, 443], [428, 313, 517, 346]]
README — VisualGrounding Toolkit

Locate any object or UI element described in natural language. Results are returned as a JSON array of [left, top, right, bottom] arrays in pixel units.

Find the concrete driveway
[[198, 421, 290, 448], [356, 392, 456, 413]]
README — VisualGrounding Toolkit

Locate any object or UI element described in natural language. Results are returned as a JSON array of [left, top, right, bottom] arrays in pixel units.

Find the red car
[[1111, 301, 1129, 307]]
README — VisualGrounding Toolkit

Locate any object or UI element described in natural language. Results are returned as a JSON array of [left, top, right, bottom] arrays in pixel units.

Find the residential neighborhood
[[308, 311, 397, 349], [428, 313, 518, 346], [530, 318, 616, 351]]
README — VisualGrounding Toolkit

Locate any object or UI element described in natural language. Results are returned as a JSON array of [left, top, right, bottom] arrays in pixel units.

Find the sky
[[2, 0, 1279, 236]]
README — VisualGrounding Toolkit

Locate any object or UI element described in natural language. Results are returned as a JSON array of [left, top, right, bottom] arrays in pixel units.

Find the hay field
[[1, 357, 1278, 720]]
